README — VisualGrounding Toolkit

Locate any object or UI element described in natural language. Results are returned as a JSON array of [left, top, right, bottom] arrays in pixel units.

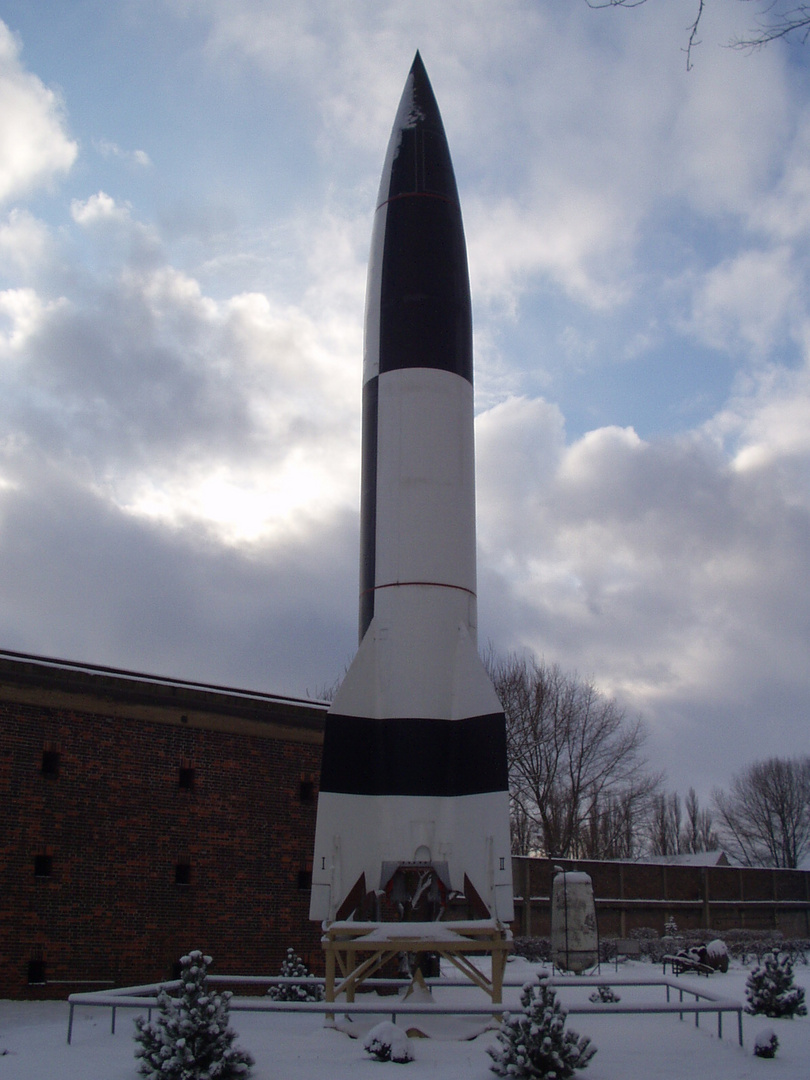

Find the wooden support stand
[[321, 919, 512, 1008]]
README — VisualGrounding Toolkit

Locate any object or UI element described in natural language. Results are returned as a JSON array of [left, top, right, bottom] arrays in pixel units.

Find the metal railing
[[67, 971, 744, 1047]]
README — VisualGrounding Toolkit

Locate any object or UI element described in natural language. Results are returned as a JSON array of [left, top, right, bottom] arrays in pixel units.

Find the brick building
[[0, 650, 326, 998]]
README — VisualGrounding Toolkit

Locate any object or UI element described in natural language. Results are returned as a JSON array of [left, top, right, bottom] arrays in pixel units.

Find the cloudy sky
[[1, 0, 809, 799]]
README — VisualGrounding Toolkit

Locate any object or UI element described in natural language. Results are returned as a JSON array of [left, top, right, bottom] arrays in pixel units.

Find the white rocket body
[[310, 54, 513, 926]]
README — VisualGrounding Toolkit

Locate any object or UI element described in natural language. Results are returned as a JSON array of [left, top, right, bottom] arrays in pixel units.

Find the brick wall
[[0, 654, 326, 998]]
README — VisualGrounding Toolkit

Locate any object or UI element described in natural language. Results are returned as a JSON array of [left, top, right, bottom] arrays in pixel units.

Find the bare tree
[[510, 799, 539, 857], [580, 787, 648, 859], [732, 4, 810, 48], [647, 791, 683, 855], [683, 786, 719, 853], [713, 756, 810, 868], [486, 651, 661, 858], [585, 0, 810, 67], [646, 787, 719, 856]]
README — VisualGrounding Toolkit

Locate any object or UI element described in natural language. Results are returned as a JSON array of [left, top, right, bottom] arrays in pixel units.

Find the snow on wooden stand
[[321, 920, 512, 1010]]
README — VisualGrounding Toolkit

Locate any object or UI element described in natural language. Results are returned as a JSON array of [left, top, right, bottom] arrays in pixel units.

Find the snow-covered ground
[[1, 957, 808, 1079]]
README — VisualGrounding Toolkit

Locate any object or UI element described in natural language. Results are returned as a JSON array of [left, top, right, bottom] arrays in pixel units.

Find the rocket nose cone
[[379, 52, 460, 205], [409, 49, 428, 88]]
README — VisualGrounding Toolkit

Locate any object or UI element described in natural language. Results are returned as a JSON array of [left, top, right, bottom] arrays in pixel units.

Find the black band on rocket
[[376, 193, 472, 382], [319, 712, 509, 797]]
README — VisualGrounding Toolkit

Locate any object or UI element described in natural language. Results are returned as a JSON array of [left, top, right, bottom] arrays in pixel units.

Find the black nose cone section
[[373, 51, 473, 384]]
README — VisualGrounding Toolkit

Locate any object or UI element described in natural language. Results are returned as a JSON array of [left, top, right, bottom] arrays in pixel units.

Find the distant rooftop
[[0, 647, 329, 743], [640, 851, 731, 867], [0, 646, 329, 708]]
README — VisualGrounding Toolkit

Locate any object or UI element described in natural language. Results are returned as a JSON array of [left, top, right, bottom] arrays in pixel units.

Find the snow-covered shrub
[[488, 976, 596, 1080], [724, 931, 787, 965], [725, 933, 809, 966], [745, 951, 807, 1019], [363, 1021, 414, 1063], [663, 916, 678, 938], [266, 947, 324, 1002], [753, 1029, 779, 1058], [512, 937, 552, 964], [787, 940, 810, 965], [133, 951, 253, 1080], [588, 985, 620, 1004]]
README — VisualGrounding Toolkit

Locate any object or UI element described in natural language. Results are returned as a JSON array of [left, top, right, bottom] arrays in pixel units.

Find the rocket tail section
[[310, 616, 513, 924], [310, 789, 514, 925]]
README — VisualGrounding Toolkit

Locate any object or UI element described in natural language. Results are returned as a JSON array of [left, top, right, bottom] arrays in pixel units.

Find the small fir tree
[[134, 951, 253, 1080], [363, 1021, 414, 1063], [488, 976, 596, 1080], [267, 947, 324, 1002], [745, 951, 807, 1019], [753, 1029, 779, 1058]]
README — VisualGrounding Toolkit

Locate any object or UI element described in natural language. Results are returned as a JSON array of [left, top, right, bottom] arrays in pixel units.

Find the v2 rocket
[[310, 52, 513, 926]]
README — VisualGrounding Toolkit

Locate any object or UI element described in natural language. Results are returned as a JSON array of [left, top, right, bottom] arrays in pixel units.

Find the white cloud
[[192, 0, 524, 152], [94, 138, 151, 168], [754, 113, 810, 242], [1, 193, 363, 549], [667, 37, 790, 218], [0, 463, 359, 695], [0, 188, 365, 691], [176, 0, 803, 322], [71, 191, 132, 226], [475, 378, 810, 792], [708, 351, 810, 472], [0, 20, 77, 205], [0, 287, 66, 355], [0, 208, 51, 276], [688, 247, 799, 357], [476, 396, 564, 549], [467, 192, 633, 312]]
